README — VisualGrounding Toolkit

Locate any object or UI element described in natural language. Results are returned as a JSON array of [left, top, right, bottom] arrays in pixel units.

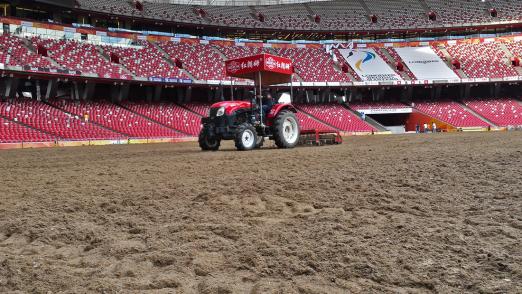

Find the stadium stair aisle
[[100, 41, 190, 79], [0, 34, 59, 69], [295, 111, 338, 132], [31, 36, 132, 80], [432, 46, 468, 78], [150, 42, 198, 80], [345, 105, 388, 132], [457, 101, 498, 127], [505, 41, 522, 76], [96, 46, 136, 78], [332, 49, 362, 81], [383, 48, 417, 80], [157, 41, 230, 81], [180, 103, 211, 117], [374, 48, 414, 81], [272, 47, 351, 82]]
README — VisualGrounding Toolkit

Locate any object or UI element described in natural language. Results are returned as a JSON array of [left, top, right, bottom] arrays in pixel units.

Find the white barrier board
[[395, 47, 459, 80], [339, 48, 403, 82]]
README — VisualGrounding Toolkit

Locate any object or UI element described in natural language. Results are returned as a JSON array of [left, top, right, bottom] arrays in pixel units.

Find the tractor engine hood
[[210, 101, 252, 115]]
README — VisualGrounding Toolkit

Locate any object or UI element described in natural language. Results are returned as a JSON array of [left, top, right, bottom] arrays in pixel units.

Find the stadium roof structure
[[144, 0, 330, 6]]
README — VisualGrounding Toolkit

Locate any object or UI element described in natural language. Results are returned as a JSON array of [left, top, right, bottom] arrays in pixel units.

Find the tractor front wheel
[[272, 110, 300, 149], [234, 123, 258, 151], [199, 128, 221, 151]]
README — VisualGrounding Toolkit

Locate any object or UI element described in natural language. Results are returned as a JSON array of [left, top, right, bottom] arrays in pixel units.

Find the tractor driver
[[261, 93, 275, 117]]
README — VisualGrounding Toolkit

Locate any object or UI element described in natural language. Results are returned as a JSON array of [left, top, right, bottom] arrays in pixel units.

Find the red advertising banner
[[226, 54, 292, 75], [225, 54, 265, 76], [262, 54, 293, 74], [225, 54, 293, 85]]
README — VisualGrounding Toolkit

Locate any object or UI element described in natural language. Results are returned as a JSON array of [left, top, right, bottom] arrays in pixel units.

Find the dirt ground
[[0, 132, 521, 294]]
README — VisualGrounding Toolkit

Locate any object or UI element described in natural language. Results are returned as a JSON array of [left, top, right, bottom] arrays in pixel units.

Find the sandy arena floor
[[0, 132, 521, 293]]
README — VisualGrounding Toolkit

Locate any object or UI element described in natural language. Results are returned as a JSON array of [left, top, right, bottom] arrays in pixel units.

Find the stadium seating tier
[[465, 98, 522, 126], [0, 100, 123, 140], [75, 0, 522, 31], [123, 102, 203, 135], [0, 116, 54, 143], [0, 31, 520, 83], [297, 104, 376, 132], [414, 101, 489, 127], [443, 43, 518, 79], [50, 100, 184, 138]]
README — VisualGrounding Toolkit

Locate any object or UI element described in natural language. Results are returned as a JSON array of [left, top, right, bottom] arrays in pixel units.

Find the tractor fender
[[266, 103, 297, 126]]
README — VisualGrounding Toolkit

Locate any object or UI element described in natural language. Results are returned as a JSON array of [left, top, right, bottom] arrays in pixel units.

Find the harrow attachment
[[298, 129, 343, 146]]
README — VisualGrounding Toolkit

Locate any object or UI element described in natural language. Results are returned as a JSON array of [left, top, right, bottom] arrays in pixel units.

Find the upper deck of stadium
[[70, 0, 522, 34]]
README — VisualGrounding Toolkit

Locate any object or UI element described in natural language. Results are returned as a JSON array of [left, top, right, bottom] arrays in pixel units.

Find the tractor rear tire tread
[[272, 110, 300, 149]]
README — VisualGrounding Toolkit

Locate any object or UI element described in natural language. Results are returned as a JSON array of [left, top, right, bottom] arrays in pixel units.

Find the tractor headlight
[[216, 106, 225, 117]]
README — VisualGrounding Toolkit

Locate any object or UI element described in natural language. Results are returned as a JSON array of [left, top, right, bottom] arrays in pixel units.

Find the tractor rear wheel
[[234, 123, 258, 151], [199, 128, 220, 151], [272, 110, 300, 148]]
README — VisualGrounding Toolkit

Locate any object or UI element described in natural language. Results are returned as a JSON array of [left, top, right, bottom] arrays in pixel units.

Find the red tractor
[[199, 98, 300, 151], [199, 54, 300, 151]]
